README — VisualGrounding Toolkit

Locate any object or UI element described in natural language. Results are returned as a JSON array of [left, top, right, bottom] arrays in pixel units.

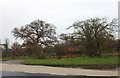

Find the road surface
[[1, 71, 118, 78], [1, 60, 119, 78]]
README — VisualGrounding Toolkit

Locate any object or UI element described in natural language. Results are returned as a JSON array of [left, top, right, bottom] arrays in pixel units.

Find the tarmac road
[[1, 60, 119, 78], [2, 71, 52, 76], [1, 71, 118, 78], [2, 60, 22, 64]]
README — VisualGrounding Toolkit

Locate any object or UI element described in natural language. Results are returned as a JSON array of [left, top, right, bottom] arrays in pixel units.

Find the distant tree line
[[2, 17, 119, 59]]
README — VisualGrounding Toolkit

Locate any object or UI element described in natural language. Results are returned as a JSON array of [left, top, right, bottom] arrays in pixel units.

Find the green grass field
[[22, 56, 118, 65], [0, 58, 15, 61]]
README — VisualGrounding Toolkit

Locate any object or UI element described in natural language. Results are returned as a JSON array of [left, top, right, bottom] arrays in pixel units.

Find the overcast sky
[[0, 0, 119, 44]]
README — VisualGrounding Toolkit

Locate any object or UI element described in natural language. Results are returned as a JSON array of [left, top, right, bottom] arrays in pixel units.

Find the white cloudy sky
[[0, 0, 119, 44]]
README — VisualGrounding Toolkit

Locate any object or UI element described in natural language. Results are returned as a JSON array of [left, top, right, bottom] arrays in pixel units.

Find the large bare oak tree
[[12, 20, 57, 58], [67, 18, 117, 56]]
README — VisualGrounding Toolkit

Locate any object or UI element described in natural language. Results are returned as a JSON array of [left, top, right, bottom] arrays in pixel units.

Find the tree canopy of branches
[[12, 19, 57, 58], [59, 33, 71, 43], [67, 18, 117, 56], [11, 42, 22, 57]]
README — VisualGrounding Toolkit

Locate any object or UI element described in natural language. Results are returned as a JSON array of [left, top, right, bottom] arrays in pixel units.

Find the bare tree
[[12, 19, 57, 58], [11, 42, 22, 57], [4, 38, 9, 56], [67, 18, 117, 56]]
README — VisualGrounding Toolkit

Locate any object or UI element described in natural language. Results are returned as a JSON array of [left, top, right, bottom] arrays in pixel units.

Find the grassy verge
[[22, 56, 118, 69], [22, 56, 118, 65], [0, 58, 15, 61]]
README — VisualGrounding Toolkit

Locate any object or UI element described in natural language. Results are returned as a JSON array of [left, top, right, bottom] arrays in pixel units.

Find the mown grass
[[0, 58, 15, 61], [22, 56, 118, 65]]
